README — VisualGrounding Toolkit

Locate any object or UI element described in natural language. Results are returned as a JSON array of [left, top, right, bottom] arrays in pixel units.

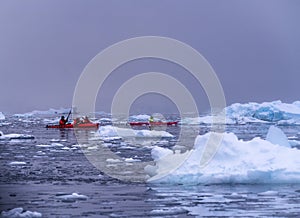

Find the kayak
[[46, 123, 99, 129], [129, 121, 178, 126]]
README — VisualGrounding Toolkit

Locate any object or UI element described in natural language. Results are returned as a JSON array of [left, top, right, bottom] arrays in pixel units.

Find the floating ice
[[0, 112, 5, 120], [56, 193, 88, 202], [1, 207, 42, 218], [266, 126, 290, 148], [129, 114, 150, 121], [226, 100, 300, 123], [0, 132, 34, 140], [96, 125, 173, 139], [180, 101, 300, 125], [9, 161, 26, 165], [146, 131, 300, 184], [14, 108, 70, 117], [180, 116, 235, 125], [36, 143, 64, 148]]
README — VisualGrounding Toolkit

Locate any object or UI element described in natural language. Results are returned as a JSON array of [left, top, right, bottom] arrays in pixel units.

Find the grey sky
[[0, 0, 299, 114]]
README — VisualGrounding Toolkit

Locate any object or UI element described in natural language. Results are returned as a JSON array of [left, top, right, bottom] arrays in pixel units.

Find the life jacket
[[59, 119, 66, 126]]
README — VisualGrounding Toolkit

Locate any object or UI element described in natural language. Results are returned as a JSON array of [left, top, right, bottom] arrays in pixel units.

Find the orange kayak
[[46, 123, 99, 129]]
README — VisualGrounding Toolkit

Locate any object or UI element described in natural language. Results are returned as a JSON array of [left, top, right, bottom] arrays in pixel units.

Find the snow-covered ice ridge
[[146, 126, 300, 184]]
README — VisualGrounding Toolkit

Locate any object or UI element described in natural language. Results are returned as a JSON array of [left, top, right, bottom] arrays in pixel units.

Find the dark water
[[0, 115, 300, 217]]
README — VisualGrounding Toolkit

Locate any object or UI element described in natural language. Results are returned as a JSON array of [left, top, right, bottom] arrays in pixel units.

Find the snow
[[1, 208, 42, 218], [0, 132, 34, 140], [96, 125, 173, 140], [0, 112, 5, 120], [146, 130, 300, 184]]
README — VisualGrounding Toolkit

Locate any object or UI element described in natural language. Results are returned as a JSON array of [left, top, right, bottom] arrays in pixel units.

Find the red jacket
[[59, 119, 66, 126]]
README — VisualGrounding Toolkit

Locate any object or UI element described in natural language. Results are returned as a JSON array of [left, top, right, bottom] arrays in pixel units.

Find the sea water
[[1, 103, 300, 217]]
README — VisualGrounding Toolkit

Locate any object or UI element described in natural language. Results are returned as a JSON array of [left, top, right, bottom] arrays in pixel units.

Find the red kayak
[[46, 123, 99, 129], [129, 121, 178, 126]]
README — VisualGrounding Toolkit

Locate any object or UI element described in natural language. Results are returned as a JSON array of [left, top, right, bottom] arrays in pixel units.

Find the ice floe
[[0, 112, 5, 120], [96, 125, 173, 140], [14, 108, 70, 117], [1, 207, 42, 218], [56, 192, 88, 202], [0, 131, 34, 140], [146, 126, 300, 184]]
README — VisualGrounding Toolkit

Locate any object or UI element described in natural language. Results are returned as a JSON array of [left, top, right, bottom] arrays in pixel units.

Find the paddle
[[65, 109, 72, 123]]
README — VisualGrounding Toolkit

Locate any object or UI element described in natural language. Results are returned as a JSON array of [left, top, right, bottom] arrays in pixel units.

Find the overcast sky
[[0, 0, 299, 114]]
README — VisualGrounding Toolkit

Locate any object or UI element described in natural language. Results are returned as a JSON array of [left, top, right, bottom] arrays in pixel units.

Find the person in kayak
[[73, 117, 81, 127], [149, 116, 154, 130], [83, 116, 91, 124], [59, 116, 67, 126]]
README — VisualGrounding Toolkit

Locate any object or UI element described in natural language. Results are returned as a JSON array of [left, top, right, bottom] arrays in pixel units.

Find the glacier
[[146, 126, 300, 184]]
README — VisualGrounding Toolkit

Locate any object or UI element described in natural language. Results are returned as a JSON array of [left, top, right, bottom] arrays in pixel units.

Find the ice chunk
[[56, 193, 88, 202], [146, 131, 300, 184], [266, 126, 290, 148], [1, 207, 42, 218], [9, 161, 26, 165], [0, 132, 34, 140], [129, 114, 150, 121], [96, 125, 173, 139], [0, 112, 5, 120]]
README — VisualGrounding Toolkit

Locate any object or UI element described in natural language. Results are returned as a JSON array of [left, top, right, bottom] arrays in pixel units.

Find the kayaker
[[73, 117, 81, 126], [59, 116, 67, 126], [149, 116, 154, 130], [83, 116, 91, 124]]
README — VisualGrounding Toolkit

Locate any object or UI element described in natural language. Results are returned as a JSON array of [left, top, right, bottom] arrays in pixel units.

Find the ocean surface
[[1, 103, 300, 217]]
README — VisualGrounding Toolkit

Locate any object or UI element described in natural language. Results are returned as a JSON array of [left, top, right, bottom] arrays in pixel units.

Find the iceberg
[[0, 112, 5, 120], [146, 131, 300, 184], [226, 100, 300, 123]]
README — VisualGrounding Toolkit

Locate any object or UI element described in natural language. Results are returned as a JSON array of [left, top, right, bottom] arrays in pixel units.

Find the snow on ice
[[146, 126, 300, 184]]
